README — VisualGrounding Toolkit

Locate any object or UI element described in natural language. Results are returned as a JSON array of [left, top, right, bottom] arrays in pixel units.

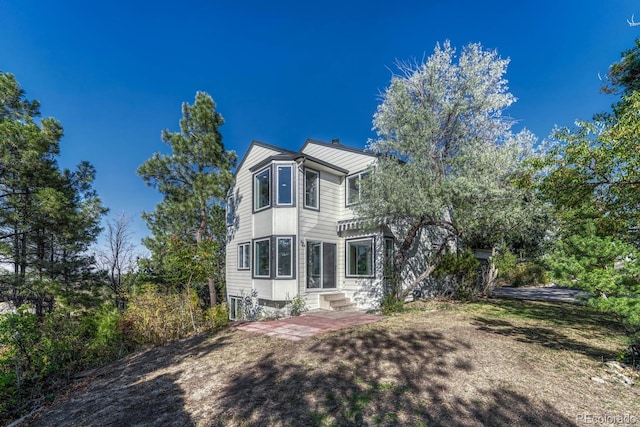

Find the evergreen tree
[[0, 72, 106, 316], [138, 92, 236, 306], [537, 39, 640, 362]]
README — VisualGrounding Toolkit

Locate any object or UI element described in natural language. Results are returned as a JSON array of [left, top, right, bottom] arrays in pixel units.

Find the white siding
[[227, 140, 389, 312], [301, 141, 376, 175], [226, 143, 284, 299]]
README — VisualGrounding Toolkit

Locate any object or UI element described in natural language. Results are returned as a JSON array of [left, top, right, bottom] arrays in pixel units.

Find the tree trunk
[[390, 216, 427, 299], [207, 277, 217, 306]]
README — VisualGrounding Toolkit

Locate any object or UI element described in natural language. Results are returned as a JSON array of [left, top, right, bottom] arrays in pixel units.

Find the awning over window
[[337, 219, 365, 233]]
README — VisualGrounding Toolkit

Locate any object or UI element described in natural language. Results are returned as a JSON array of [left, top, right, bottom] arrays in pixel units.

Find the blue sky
[[0, 0, 637, 251]]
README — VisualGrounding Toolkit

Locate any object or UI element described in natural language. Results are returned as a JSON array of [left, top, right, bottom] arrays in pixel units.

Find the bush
[[289, 295, 308, 316], [494, 250, 518, 283], [241, 289, 263, 321], [381, 292, 405, 314], [433, 249, 480, 300], [88, 305, 126, 363], [0, 306, 119, 424], [208, 302, 230, 328], [122, 284, 205, 346]]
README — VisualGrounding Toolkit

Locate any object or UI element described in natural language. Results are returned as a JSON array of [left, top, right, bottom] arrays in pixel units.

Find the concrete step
[[322, 293, 346, 302], [319, 293, 355, 311], [330, 300, 356, 311]]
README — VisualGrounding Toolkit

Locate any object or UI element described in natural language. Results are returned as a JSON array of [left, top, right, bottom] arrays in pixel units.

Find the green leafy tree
[[358, 42, 546, 299], [0, 72, 106, 315], [536, 39, 640, 362], [138, 92, 236, 306]]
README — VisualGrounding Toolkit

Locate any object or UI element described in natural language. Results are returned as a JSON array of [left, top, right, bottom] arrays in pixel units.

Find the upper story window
[[277, 165, 293, 205], [346, 171, 369, 206], [253, 163, 295, 211], [304, 168, 319, 210], [254, 167, 271, 211], [226, 195, 235, 225]]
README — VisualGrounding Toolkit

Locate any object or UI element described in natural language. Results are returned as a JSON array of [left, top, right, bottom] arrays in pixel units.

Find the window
[[254, 167, 271, 211], [307, 241, 321, 288], [277, 165, 292, 205], [304, 169, 319, 209], [238, 242, 250, 270], [384, 237, 394, 278], [346, 171, 369, 206], [252, 236, 296, 279], [226, 195, 235, 225], [254, 238, 270, 277], [346, 238, 374, 277], [306, 241, 336, 288], [229, 296, 243, 320], [276, 237, 293, 278]]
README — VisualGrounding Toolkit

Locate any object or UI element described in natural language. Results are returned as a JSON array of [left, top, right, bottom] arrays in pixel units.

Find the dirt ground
[[22, 299, 640, 426]]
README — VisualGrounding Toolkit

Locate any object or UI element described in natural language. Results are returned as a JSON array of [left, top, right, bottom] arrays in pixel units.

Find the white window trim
[[276, 165, 293, 206], [346, 237, 375, 278], [253, 238, 271, 278], [229, 296, 243, 320], [276, 237, 294, 278], [306, 240, 323, 289], [226, 195, 234, 226], [304, 168, 320, 210], [254, 167, 271, 212], [346, 171, 368, 207], [238, 242, 250, 270], [384, 237, 394, 278]]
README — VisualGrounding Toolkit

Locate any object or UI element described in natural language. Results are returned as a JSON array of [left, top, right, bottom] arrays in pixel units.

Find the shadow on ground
[[215, 326, 575, 426], [28, 332, 230, 426], [472, 316, 618, 360], [477, 299, 622, 331]]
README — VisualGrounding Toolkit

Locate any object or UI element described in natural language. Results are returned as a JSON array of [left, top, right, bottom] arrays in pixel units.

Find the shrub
[[494, 250, 518, 284], [380, 292, 405, 314], [241, 289, 263, 321], [208, 302, 230, 328], [122, 284, 205, 346], [289, 295, 308, 316], [0, 306, 116, 423], [432, 249, 480, 300], [87, 305, 126, 363]]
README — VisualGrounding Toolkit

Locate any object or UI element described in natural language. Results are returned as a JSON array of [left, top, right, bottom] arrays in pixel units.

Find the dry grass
[[27, 299, 639, 427]]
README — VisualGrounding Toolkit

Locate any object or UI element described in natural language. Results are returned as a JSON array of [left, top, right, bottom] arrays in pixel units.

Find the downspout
[[295, 158, 305, 302]]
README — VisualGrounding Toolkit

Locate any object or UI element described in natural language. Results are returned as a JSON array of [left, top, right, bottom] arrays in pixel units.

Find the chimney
[[331, 138, 340, 145]]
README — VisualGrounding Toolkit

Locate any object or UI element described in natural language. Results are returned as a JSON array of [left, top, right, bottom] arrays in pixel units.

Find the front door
[[306, 241, 336, 289]]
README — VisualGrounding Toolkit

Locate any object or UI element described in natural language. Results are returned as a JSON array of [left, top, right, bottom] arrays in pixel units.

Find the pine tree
[[0, 72, 106, 316], [138, 92, 236, 306]]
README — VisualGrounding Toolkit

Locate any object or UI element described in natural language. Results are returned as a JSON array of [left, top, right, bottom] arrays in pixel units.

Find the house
[[225, 138, 398, 318]]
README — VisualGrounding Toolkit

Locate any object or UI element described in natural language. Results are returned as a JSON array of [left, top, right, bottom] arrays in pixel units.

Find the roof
[[234, 138, 367, 178], [233, 140, 296, 178], [300, 138, 378, 158]]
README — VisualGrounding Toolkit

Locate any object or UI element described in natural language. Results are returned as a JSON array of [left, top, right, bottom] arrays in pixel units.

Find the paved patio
[[234, 309, 383, 341]]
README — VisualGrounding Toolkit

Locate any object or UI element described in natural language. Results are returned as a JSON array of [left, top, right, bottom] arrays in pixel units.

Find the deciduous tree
[[96, 213, 137, 311], [357, 42, 546, 298]]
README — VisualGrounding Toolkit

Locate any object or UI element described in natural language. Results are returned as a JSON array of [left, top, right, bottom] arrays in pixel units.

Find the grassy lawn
[[29, 299, 639, 427]]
